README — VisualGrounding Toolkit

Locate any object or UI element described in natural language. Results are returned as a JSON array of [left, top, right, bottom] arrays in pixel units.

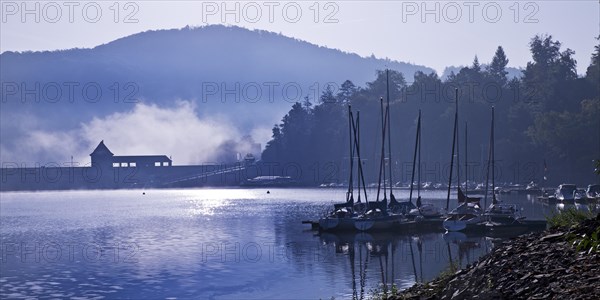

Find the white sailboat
[[443, 89, 484, 232], [406, 110, 442, 219], [483, 107, 525, 226], [319, 106, 368, 231]]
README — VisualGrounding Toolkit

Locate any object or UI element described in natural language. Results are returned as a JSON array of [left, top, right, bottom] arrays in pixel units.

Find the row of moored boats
[[537, 183, 600, 204], [310, 75, 536, 233]]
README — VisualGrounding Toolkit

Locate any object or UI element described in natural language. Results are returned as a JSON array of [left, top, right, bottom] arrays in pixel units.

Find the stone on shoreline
[[393, 214, 600, 300]]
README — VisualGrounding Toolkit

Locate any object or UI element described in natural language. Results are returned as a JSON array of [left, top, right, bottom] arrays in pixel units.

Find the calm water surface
[[0, 188, 593, 299]]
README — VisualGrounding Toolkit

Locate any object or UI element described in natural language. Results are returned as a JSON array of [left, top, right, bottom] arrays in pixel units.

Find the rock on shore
[[395, 215, 600, 300]]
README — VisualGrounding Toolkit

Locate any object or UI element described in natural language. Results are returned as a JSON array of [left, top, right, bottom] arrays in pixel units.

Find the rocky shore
[[394, 214, 600, 300]]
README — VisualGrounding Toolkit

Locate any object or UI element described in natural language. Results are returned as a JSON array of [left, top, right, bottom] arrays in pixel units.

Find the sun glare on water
[[182, 189, 258, 216]]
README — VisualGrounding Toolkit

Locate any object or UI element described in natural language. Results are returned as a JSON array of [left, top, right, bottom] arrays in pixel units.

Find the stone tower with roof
[[90, 140, 114, 169]]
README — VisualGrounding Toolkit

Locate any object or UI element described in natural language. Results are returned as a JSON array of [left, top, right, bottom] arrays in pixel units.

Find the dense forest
[[261, 35, 600, 187]]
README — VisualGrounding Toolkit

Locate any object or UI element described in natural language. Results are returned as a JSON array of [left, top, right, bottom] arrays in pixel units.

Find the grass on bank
[[546, 208, 599, 253], [546, 207, 594, 228]]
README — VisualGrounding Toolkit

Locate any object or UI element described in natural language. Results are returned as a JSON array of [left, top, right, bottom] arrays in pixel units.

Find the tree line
[[261, 35, 600, 186]]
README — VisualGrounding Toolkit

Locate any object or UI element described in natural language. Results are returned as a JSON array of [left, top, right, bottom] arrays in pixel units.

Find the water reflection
[[0, 188, 596, 299], [546, 201, 598, 214], [315, 230, 498, 299]]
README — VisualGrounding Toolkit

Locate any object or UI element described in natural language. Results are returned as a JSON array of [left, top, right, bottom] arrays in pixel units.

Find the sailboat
[[483, 107, 525, 225], [443, 89, 484, 232], [354, 70, 406, 231], [406, 110, 442, 219], [318, 106, 368, 231], [354, 95, 405, 231], [383, 71, 416, 216]]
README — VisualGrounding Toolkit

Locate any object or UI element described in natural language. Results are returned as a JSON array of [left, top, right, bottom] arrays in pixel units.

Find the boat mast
[[456, 110, 461, 194], [483, 108, 492, 208], [383, 103, 388, 201], [386, 69, 395, 200], [464, 122, 468, 196], [409, 110, 421, 203], [445, 89, 459, 211], [357, 111, 362, 203], [357, 111, 369, 203], [376, 97, 388, 202], [347, 106, 355, 203], [351, 110, 368, 204], [355, 110, 361, 203], [418, 112, 421, 200], [491, 107, 496, 204]]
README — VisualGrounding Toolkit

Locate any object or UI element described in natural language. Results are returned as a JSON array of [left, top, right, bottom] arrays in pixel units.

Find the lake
[[0, 188, 594, 299]]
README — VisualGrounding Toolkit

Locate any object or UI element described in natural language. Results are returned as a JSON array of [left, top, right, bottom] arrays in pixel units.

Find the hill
[[0, 25, 434, 164]]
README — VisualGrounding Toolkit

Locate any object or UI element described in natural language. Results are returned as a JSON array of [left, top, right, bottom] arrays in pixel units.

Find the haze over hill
[[0, 25, 434, 165]]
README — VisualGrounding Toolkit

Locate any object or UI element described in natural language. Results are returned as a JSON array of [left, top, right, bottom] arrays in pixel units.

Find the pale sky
[[1, 1, 599, 75]]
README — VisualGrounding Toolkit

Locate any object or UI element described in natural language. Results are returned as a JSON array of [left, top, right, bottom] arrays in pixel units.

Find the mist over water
[[0, 188, 571, 299], [0, 101, 267, 165]]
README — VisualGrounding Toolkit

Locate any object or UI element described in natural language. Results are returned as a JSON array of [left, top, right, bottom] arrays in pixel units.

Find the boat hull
[[316, 215, 446, 232], [443, 219, 467, 231], [354, 215, 404, 231], [318, 217, 356, 231], [443, 215, 484, 232]]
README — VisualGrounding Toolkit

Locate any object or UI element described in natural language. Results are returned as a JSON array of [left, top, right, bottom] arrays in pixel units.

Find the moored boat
[[354, 210, 405, 231], [318, 106, 368, 232], [443, 189, 484, 231], [408, 202, 443, 219], [586, 184, 600, 202], [555, 184, 577, 203], [484, 203, 524, 224], [525, 181, 542, 194], [356, 74, 404, 231], [574, 188, 588, 202], [481, 107, 525, 226], [442, 89, 484, 232], [402, 109, 443, 221]]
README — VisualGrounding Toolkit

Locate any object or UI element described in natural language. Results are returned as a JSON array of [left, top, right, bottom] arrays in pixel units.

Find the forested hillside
[[262, 35, 600, 186]]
